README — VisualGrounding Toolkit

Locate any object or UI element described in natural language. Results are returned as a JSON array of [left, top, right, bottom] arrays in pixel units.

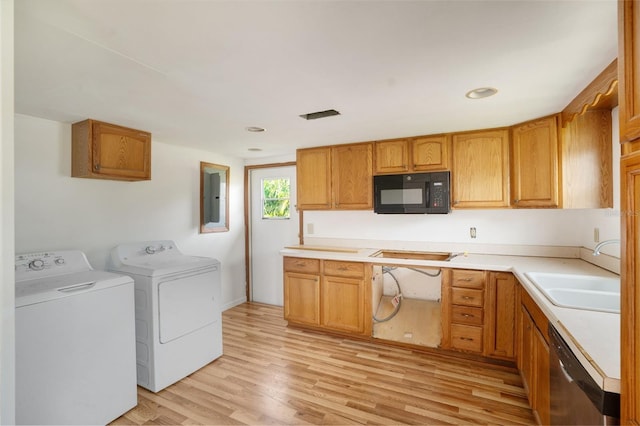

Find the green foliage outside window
[[262, 178, 290, 219]]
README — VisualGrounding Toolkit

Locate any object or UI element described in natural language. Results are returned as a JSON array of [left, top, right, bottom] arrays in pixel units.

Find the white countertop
[[280, 246, 621, 393]]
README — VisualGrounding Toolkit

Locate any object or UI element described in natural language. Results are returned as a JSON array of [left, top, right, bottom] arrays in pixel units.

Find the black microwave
[[373, 171, 450, 214]]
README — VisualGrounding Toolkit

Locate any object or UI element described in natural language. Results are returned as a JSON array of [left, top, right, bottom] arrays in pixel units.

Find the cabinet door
[[511, 116, 559, 208], [619, 0, 640, 144], [92, 121, 151, 180], [296, 147, 332, 210], [621, 151, 640, 423], [412, 135, 450, 171], [562, 110, 613, 208], [332, 143, 373, 209], [485, 273, 517, 360], [284, 271, 320, 326], [374, 139, 409, 174], [322, 275, 365, 333], [451, 130, 510, 208], [519, 306, 535, 397], [533, 327, 550, 426]]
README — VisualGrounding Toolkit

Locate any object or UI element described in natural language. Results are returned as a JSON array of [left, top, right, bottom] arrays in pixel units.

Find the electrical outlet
[[470, 227, 477, 239], [594, 227, 600, 243], [307, 223, 314, 234]]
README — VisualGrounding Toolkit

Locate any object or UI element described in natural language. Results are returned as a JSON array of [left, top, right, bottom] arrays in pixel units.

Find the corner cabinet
[[72, 119, 151, 181], [451, 129, 510, 208], [511, 115, 559, 208], [297, 143, 372, 210], [283, 257, 371, 336]]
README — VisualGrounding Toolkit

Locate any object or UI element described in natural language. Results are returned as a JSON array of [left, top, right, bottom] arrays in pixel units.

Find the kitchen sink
[[370, 250, 459, 261], [525, 272, 620, 314]]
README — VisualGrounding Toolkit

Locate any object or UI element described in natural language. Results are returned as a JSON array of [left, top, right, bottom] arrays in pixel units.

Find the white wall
[[304, 108, 622, 258], [15, 114, 247, 309], [0, 0, 15, 423]]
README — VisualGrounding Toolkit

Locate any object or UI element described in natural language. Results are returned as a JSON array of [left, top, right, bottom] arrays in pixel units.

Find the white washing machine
[[15, 250, 137, 425], [108, 240, 223, 392]]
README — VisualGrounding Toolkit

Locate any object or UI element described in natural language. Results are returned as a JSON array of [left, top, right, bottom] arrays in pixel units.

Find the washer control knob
[[145, 246, 156, 255], [54, 258, 65, 265], [29, 259, 45, 271]]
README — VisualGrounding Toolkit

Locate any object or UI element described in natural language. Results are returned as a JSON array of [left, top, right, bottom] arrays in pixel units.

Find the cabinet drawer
[[323, 260, 364, 278], [283, 257, 321, 274], [451, 305, 483, 326], [450, 324, 483, 353], [451, 288, 484, 307], [451, 269, 485, 289]]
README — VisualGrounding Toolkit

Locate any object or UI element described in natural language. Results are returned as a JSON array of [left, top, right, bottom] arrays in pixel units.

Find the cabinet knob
[[94, 164, 100, 171], [514, 199, 519, 203]]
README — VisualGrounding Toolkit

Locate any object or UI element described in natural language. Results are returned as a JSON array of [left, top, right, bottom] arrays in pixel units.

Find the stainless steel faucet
[[592, 239, 620, 256]]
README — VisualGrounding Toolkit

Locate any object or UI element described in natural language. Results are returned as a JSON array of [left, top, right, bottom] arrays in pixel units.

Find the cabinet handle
[[460, 337, 474, 341], [458, 278, 473, 282], [462, 313, 474, 318], [462, 296, 474, 300], [338, 267, 348, 271]]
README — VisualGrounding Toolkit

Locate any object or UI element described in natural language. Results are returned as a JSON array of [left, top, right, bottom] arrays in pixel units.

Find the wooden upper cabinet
[[297, 147, 332, 210], [451, 129, 510, 208], [332, 143, 373, 209], [72, 119, 151, 181], [619, 0, 640, 145], [561, 110, 613, 208], [412, 135, 450, 171], [374, 135, 449, 175], [511, 115, 560, 208], [374, 138, 410, 174]]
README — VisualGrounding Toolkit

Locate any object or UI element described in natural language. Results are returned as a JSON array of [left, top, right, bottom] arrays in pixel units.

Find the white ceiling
[[15, 0, 619, 160]]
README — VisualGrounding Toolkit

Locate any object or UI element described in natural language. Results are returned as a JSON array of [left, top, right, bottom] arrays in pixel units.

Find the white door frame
[[244, 162, 300, 303]]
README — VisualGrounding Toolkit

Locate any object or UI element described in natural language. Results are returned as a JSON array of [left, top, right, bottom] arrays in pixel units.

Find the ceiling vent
[[299, 109, 341, 120]]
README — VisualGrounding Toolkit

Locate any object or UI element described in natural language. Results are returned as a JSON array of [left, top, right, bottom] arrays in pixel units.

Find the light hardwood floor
[[112, 303, 535, 425]]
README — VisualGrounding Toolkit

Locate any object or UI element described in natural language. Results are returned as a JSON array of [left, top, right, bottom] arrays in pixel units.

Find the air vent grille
[[299, 109, 341, 120]]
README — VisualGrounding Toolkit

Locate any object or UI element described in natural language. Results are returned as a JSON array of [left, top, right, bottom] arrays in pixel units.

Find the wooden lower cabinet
[[518, 289, 550, 425], [484, 272, 517, 359], [283, 257, 321, 326], [442, 269, 517, 361], [283, 257, 371, 336]]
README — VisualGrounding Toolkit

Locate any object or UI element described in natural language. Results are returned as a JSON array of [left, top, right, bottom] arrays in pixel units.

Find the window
[[262, 177, 290, 219]]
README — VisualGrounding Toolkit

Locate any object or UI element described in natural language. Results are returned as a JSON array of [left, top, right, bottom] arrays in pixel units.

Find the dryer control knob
[[145, 246, 156, 255], [29, 259, 45, 270], [54, 258, 65, 265]]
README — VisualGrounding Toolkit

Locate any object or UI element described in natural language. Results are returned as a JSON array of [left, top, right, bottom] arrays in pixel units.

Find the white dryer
[[108, 240, 222, 392], [15, 250, 137, 425]]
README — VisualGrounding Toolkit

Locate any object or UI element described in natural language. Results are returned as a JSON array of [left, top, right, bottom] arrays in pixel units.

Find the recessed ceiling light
[[248, 148, 262, 152], [246, 126, 265, 132], [465, 87, 498, 99]]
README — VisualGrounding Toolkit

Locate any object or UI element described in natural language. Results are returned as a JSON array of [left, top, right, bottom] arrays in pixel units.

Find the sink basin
[[525, 272, 620, 313], [370, 250, 457, 261]]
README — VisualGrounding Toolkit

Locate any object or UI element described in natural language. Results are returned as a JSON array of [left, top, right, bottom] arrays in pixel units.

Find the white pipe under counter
[[279, 245, 621, 394]]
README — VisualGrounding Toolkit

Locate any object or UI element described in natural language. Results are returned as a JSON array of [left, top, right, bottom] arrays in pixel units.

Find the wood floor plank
[[113, 302, 535, 425]]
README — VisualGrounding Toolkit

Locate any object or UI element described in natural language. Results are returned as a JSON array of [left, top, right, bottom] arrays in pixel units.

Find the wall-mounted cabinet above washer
[[72, 119, 151, 181]]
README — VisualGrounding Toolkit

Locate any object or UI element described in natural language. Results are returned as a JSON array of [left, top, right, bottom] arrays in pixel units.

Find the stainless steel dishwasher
[[549, 325, 620, 425]]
